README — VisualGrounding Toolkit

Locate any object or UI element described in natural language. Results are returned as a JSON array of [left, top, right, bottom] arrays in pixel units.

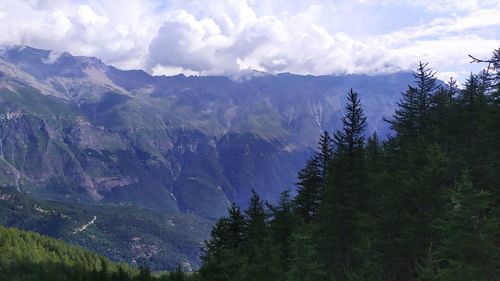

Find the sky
[[0, 0, 499, 82]]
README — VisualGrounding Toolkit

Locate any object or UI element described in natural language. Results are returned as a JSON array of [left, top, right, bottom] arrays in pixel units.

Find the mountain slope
[[0, 224, 137, 280], [0, 187, 211, 271], [0, 45, 415, 270], [0, 45, 413, 210]]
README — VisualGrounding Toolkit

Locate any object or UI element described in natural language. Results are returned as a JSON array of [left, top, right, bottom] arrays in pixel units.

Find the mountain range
[[0, 45, 414, 269]]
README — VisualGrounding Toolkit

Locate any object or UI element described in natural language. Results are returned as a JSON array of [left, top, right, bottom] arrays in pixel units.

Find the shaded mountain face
[[0, 45, 412, 215]]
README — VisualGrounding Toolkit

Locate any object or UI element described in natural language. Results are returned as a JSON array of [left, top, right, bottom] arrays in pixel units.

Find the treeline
[[0, 226, 191, 281], [198, 49, 500, 281]]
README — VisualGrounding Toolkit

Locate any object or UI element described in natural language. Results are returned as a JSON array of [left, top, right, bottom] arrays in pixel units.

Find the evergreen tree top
[[333, 88, 367, 155]]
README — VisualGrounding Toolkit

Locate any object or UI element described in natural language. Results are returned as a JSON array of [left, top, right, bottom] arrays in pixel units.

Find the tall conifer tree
[[317, 89, 368, 281]]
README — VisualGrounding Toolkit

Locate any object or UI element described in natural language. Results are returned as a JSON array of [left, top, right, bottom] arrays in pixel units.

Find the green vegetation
[[198, 49, 500, 281], [1, 46, 499, 280], [0, 225, 198, 281], [0, 86, 79, 124], [0, 188, 212, 271]]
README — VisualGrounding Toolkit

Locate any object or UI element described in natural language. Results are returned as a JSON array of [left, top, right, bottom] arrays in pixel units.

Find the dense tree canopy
[[199, 48, 500, 281], [0, 226, 192, 281]]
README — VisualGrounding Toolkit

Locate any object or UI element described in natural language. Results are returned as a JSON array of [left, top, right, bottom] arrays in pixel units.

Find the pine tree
[[293, 157, 322, 221], [455, 73, 494, 192], [437, 172, 500, 281], [333, 89, 367, 158], [191, 48, 500, 281], [460, 73, 482, 109], [99, 258, 109, 281], [469, 47, 500, 206], [286, 226, 325, 281], [415, 245, 442, 281], [116, 266, 131, 281], [199, 204, 246, 281], [491, 48, 500, 104], [294, 131, 333, 221], [168, 265, 185, 281], [268, 190, 296, 279], [387, 62, 437, 142], [379, 62, 450, 281], [316, 89, 368, 280], [137, 266, 153, 281], [386, 85, 420, 139], [315, 131, 333, 184], [245, 190, 267, 243], [241, 190, 280, 281], [429, 86, 453, 147], [364, 132, 383, 212], [470, 47, 500, 99]]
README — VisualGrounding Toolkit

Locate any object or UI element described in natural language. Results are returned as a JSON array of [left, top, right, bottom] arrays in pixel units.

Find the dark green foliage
[[437, 173, 500, 280], [0, 225, 129, 281], [0, 226, 197, 281], [316, 88, 369, 280], [293, 157, 323, 221], [386, 61, 437, 142], [415, 245, 443, 281], [0, 188, 212, 271], [286, 225, 325, 281], [333, 89, 367, 156], [167, 266, 186, 281], [199, 203, 246, 281], [294, 131, 333, 221], [268, 190, 296, 279], [241, 191, 280, 281], [199, 49, 500, 281]]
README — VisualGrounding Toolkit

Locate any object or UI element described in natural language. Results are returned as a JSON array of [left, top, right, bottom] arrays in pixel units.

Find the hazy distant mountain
[[0, 45, 414, 269]]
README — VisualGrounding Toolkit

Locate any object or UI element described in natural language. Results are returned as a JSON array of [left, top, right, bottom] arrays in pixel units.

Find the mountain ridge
[[0, 45, 415, 269], [0, 45, 414, 210]]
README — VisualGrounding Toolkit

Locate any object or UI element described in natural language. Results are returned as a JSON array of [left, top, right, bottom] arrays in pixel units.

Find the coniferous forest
[[0, 225, 189, 281], [1, 49, 499, 281], [197, 49, 500, 281]]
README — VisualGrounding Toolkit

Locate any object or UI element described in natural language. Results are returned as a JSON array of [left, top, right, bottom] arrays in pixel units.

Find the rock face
[[0, 45, 413, 217]]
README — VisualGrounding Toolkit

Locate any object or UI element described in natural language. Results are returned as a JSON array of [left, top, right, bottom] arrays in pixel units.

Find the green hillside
[[0, 187, 213, 271], [0, 225, 198, 281], [0, 225, 135, 280]]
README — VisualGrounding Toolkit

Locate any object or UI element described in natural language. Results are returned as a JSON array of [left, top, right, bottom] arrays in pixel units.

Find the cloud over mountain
[[0, 0, 498, 80]]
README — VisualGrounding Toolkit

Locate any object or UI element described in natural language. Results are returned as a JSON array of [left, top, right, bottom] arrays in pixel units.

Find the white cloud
[[360, 0, 500, 12], [0, 0, 498, 81], [76, 5, 108, 26], [147, 9, 235, 75], [381, 8, 500, 42], [146, 2, 392, 75], [41, 50, 64, 64], [415, 0, 500, 12], [0, 0, 159, 69]]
